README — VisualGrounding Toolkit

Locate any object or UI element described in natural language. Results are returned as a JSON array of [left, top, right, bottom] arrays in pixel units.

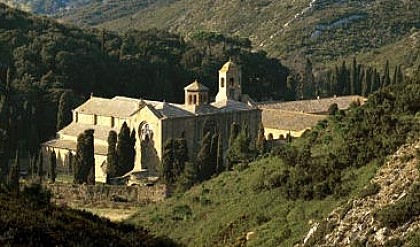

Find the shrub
[[359, 182, 380, 197]]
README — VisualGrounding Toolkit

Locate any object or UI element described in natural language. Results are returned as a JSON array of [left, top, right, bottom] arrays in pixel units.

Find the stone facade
[[43, 60, 261, 183]]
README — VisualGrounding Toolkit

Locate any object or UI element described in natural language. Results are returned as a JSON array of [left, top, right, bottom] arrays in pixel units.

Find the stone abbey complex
[[43, 60, 261, 182]]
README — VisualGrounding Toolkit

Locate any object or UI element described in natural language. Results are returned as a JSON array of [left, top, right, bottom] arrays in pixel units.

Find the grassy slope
[[128, 156, 378, 247], [90, 0, 419, 69]]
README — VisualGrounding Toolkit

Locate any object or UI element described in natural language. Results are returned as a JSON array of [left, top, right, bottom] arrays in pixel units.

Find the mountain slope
[[299, 140, 420, 246], [84, 0, 420, 67]]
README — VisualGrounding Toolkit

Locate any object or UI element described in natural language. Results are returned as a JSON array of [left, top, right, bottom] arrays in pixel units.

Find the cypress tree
[[173, 138, 188, 179], [84, 129, 95, 185], [37, 149, 44, 180], [161, 139, 174, 184], [116, 122, 131, 176], [56, 91, 72, 131], [49, 150, 56, 183], [74, 132, 86, 184], [350, 57, 358, 95], [227, 123, 241, 170], [227, 127, 251, 166], [0, 129, 8, 183], [129, 129, 136, 171], [381, 60, 391, 87], [8, 150, 20, 192], [209, 133, 219, 175], [197, 132, 212, 181], [106, 130, 118, 181], [176, 162, 198, 192], [256, 123, 267, 155]]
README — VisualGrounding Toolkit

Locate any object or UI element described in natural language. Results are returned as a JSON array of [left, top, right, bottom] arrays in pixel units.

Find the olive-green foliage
[[272, 81, 420, 200], [376, 183, 420, 229], [358, 182, 380, 198], [128, 155, 376, 247], [0, 191, 179, 246], [227, 125, 253, 167]]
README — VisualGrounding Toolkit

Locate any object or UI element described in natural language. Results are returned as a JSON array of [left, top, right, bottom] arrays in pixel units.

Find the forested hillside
[[0, 3, 289, 158], [128, 78, 420, 246]]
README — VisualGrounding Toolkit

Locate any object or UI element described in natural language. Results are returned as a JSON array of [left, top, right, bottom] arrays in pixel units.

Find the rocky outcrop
[[297, 139, 420, 246]]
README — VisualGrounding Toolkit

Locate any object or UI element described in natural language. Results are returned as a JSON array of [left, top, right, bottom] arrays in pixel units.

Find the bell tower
[[215, 59, 242, 102], [184, 79, 209, 107]]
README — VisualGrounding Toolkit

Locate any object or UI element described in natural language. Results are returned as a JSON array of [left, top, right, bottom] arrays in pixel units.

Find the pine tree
[[106, 130, 117, 181], [116, 122, 132, 176], [49, 150, 56, 183]]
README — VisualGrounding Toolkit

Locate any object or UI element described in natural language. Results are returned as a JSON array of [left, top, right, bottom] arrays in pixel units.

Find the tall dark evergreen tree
[[197, 132, 212, 181], [74, 133, 86, 184], [116, 122, 132, 176], [106, 130, 118, 181], [129, 129, 136, 171], [84, 129, 95, 185], [56, 91, 72, 131], [161, 139, 174, 184], [8, 150, 20, 192], [381, 60, 391, 87], [209, 133, 219, 175], [37, 149, 44, 180], [256, 123, 267, 155], [49, 150, 56, 183]]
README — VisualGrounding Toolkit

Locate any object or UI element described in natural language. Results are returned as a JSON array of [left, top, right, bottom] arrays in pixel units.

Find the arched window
[[188, 95, 192, 104], [193, 95, 197, 104], [221, 78, 225, 88], [139, 122, 153, 143]]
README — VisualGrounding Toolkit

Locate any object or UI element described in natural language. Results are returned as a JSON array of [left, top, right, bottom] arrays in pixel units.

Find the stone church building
[[43, 60, 261, 183]]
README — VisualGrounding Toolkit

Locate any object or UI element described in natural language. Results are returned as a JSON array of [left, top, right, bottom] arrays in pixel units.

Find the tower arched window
[[229, 78, 234, 86], [221, 78, 225, 88]]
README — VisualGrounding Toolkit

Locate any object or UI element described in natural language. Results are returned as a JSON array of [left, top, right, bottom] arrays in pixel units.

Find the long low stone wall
[[46, 184, 167, 207]]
